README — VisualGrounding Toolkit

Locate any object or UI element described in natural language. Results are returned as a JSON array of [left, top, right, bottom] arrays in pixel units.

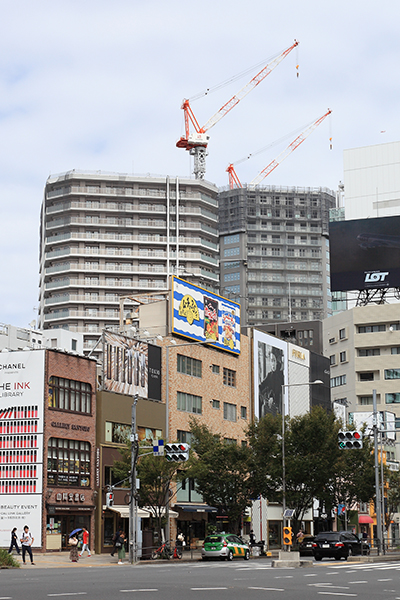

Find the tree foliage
[[188, 420, 253, 533], [385, 469, 400, 532]]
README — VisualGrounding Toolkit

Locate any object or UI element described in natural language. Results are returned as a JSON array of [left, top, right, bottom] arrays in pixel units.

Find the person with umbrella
[[68, 528, 82, 563]]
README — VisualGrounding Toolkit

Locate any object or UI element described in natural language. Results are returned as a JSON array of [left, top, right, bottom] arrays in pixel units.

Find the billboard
[[330, 215, 400, 292], [103, 331, 161, 401], [171, 277, 241, 355], [253, 330, 288, 420], [0, 350, 45, 548]]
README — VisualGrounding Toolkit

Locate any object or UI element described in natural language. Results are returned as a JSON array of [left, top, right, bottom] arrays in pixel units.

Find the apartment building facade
[[218, 185, 336, 327], [38, 171, 219, 354]]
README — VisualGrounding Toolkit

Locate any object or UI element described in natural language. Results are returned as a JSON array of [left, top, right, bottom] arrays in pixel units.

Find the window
[[330, 375, 346, 388], [177, 354, 202, 378], [385, 369, 400, 380], [340, 351, 347, 363], [330, 355, 336, 366], [389, 323, 400, 331], [386, 393, 400, 404], [359, 396, 373, 405], [224, 247, 240, 257], [177, 430, 192, 444], [212, 399, 220, 409], [47, 438, 90, 487], [224, 234, 239, 245], [48, 376, 92, 414], [241, 406, 247, 419], [223, 368, 236, 387], [177, 392, 202, 414], [358, 324, 385, 333], [105, 422, 130, 444], [339, 328, 346, 340], [211, 364, 220, 374], [359, 372, 374, 382], [358, 348, 380, 357], [223, 402, 237, 422], [391, 347, 400, 355], [224, 438, 237, 445]]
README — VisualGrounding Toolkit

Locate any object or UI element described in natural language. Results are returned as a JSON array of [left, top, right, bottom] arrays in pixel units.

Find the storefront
[[46, 490, 95, 550]]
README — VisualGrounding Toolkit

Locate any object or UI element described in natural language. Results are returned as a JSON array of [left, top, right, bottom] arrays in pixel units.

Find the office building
[[38, 171, 219, 354], [218, 185, 336, 327]]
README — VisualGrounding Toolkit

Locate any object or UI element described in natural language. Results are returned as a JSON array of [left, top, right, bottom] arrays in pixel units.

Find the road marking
[[309, 585, 350, 589], [120, 590, 158, 593], [191, 588, 227, 591], [377, 578, 392, 581], [317, 594, 357, 597], [249, 587, 284, 592], [348, 581, 367, 584], [0, 597, 12, 599], [48, 595, 87, 598], [304, 574, 318, 577], [275, 576, 293, 579]]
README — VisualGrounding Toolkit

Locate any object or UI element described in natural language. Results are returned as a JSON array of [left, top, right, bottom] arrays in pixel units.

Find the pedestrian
[[117, 531, 126, 564], [79, 527, 91, 557], [249, 529, 256, 545], [20, 525, 35, 565], [8, 527, 20, 554], [111, 528, 121, 557], [69, 535, 79, 562]]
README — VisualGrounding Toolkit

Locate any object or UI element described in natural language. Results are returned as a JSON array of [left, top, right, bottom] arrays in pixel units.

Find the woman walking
[[8, 528, 20, 555], [117, 531, 126, 565]]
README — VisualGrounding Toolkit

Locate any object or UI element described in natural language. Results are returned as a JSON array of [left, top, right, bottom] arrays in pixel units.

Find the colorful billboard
[[253, 330, 288, 420], [330, 215, 400, 292], [0, 350, 45, 548], [103, 331, 161, 401], [171, 277, 241, 355]]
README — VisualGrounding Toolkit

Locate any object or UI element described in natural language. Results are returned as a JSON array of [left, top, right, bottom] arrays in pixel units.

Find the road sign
[[153, 439, 164, 456]]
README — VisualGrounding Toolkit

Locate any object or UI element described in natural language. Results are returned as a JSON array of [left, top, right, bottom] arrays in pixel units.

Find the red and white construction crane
[[176, 40, 299, 180], [226, 108, 332, 189]]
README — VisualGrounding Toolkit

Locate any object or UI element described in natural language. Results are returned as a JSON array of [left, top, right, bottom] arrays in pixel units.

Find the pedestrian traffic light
[[165, 443, 190, 462], [283, 526, 293, 545], [106, 491, 114, 507], [338, 431, 363, 449]]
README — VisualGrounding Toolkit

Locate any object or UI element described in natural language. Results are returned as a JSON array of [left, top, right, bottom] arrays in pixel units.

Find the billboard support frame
[[356, 287, 400, 306]]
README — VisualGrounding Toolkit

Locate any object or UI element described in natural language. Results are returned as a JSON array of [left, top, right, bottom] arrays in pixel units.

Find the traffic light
[[283, 526, 293, 545], [106, 491, 114, 507], [338, 430, 363, 449], [165, 443, 190, 462]]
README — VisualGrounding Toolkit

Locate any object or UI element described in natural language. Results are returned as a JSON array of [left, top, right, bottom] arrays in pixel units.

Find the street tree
[[384, 469, 400, 533], [188, 420, 253, 533]]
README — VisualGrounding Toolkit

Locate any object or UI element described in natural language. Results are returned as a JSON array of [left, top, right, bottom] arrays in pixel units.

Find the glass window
[[385, 369, 400, 380], [48, 376, 92, 414], [339, 328, 346, 339], [359, 396, 373, 405], [223, 402, 237, 422], [47, 438, 90, 487], [177, 392, 202, 414], [358, 348, 380, 356], [391, 347, 400, 355], [386, 393, 400, 404], [340, 351, 347, 363], [241, 406, 247, 419], [330, 355, 336, 366], [177, 355, 202, 378], [212, 399, 220, 409], [223, 368, 236, 387], [177, 430, 192, 443], [359, 372, 374, 381], [211, 364, 220, 374], [358, 324, 385, 333]]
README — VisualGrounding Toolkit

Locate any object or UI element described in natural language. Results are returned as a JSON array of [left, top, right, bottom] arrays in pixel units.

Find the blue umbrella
[[69, 528, 83, 537]]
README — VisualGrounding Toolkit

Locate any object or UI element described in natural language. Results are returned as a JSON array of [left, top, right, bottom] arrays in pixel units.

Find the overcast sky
[[1, 0, 400, 328]]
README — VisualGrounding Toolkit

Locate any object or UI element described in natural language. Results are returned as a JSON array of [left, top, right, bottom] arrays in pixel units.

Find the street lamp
[[281, 379, 323, 551]]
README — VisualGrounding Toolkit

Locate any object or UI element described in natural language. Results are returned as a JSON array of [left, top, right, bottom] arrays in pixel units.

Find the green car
[[202, 533, 250, 561]]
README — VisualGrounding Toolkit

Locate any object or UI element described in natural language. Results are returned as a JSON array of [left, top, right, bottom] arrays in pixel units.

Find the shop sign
[[96, 447, 100, 487], [50, 421, 90, 432], [55, 492, 85, 503]]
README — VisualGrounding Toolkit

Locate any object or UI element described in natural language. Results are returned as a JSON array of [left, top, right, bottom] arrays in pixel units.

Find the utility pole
[[373, 390, 382, 555], [129, 394, 139, 564]]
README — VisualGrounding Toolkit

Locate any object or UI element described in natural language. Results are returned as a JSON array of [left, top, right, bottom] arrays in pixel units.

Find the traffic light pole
[[373, 389, 382, 556], [129, 394, 139, 564]]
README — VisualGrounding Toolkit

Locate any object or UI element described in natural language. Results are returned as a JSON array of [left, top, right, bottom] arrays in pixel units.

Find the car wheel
[[348, 547, 353, 557], [334, 556, 342, 561], [227, 550, 233, 561], [244, 549, 250, 560], [314, 555, 322, 561]]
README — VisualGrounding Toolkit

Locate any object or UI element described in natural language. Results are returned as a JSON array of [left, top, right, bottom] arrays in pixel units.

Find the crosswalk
[[327, 561, 400, 572]]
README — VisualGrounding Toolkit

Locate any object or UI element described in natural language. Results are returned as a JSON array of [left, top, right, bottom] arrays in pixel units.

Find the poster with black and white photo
[[253, 330, 288, 420]]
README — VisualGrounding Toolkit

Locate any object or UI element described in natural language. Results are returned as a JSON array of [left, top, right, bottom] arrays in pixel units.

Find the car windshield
[[315, 533, 340, 541], [205, 535, 223, 543]]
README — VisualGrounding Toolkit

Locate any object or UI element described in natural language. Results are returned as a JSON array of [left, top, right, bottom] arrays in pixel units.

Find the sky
[[1, 0, 400, 328]]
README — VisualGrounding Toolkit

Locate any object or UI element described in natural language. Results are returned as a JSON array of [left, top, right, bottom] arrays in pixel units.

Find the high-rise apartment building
[[218, 185, 336, 327], [38, 171, 219, 353]]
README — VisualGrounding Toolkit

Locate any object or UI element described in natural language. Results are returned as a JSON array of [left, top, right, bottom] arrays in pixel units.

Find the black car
[[312, 531, 370, 561], [298, 534, 315, 556]]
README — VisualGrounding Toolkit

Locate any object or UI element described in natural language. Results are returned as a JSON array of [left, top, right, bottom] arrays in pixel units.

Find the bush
[[0, 549, 20, 568]]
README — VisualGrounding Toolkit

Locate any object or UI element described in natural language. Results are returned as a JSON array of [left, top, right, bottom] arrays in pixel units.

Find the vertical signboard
[[253, 330, 288, 420], [103, 331, 161, 401], [0, 350, 45, 548], [171, 277, 241, 355]]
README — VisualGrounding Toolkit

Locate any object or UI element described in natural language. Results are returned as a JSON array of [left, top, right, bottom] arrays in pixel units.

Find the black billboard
[[329, 215, 400, 292]]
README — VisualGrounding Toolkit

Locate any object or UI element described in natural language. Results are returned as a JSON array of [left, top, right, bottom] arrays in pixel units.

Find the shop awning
[[103, 505, 178, 518], [358, 515, 374, 524], [175, 503, 218, 513]]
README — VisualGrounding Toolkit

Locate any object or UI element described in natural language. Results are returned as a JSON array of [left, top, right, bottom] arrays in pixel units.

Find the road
[[2, 558, 400, 600]]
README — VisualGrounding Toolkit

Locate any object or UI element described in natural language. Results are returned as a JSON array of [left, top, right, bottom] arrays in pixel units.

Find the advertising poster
[[103, 331, 161, 401], [171, 277, 241, 355], [0, 350, 45, 548], [330, 215, 400, 292], [253, 330, 287, 420]]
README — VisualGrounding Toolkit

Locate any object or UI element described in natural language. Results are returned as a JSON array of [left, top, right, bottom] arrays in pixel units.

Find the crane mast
[[176, 41, 299, 180]]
